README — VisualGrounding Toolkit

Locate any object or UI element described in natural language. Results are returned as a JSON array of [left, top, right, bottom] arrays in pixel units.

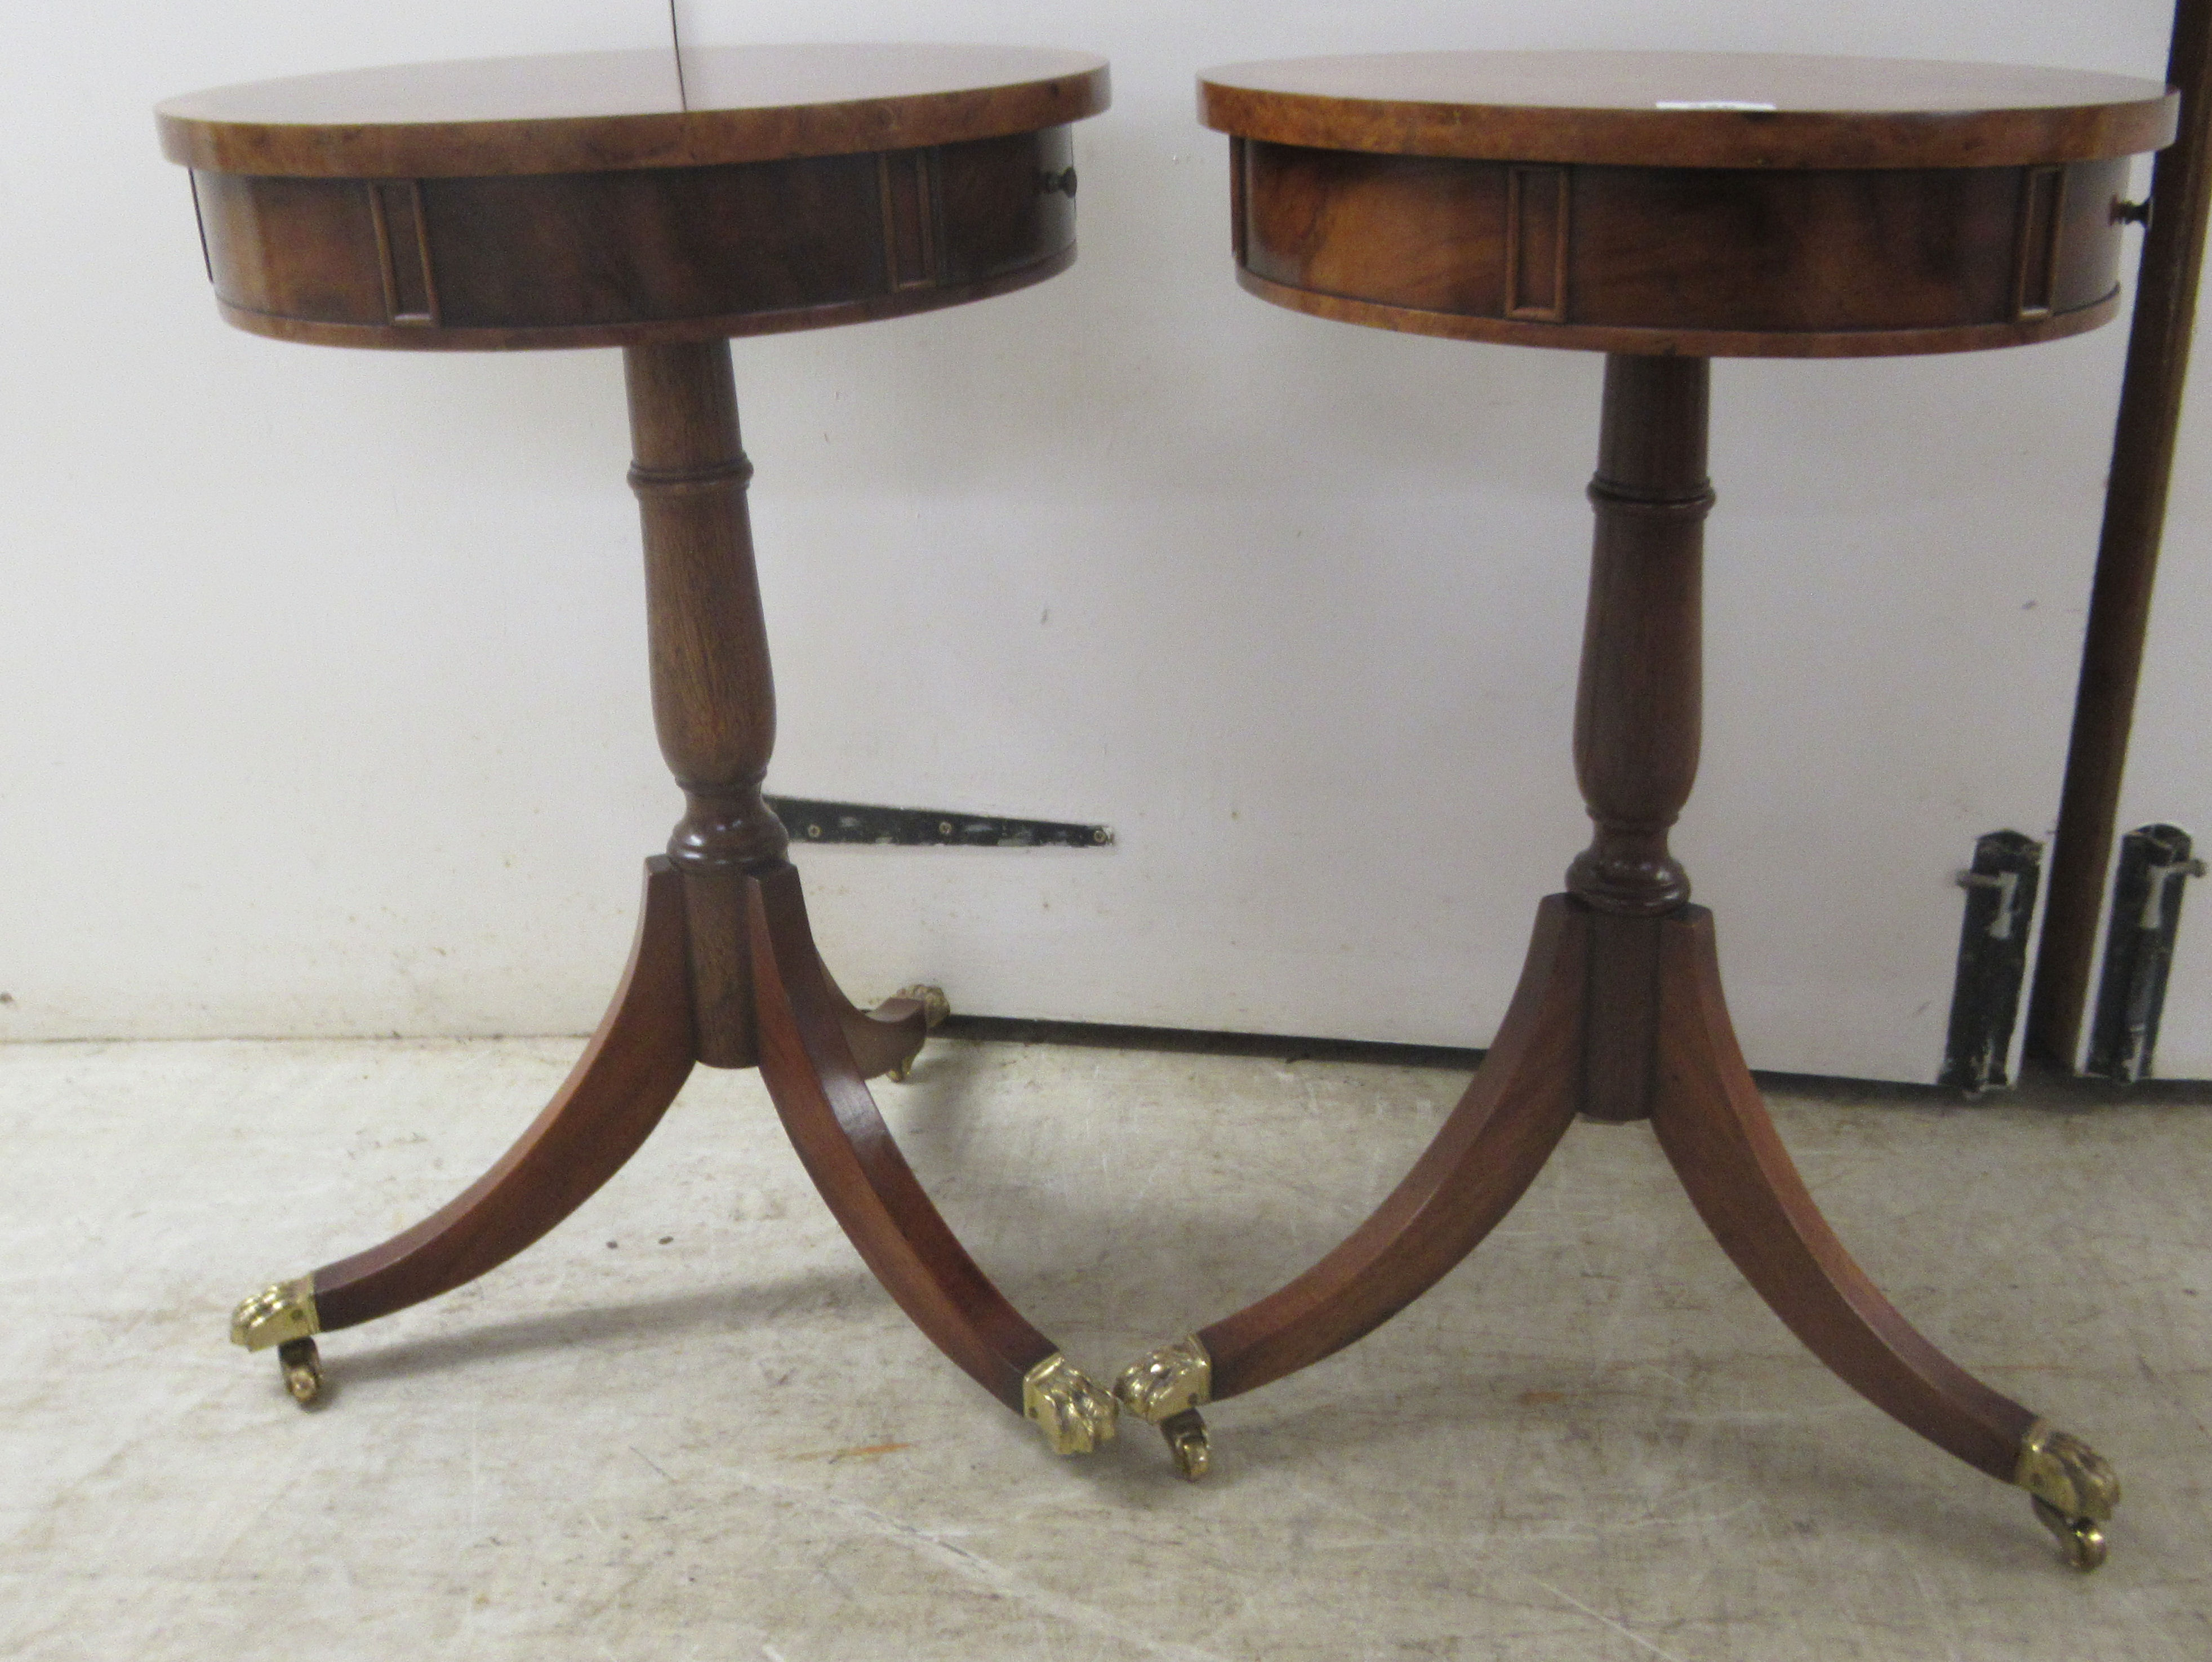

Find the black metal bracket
[[765, 797, 1114, 849], [2085, 822, 2205, 1081], [1940, 830, 2044, 1093]]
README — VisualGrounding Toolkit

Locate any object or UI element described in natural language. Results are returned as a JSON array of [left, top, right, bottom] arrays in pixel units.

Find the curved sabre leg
[[746, 861, 1118, 1455], [1112, 898, 1587, 1473], [1648, 906, 2119, 1568], [813, 961, 946, 1082], [230, 858, 698, 1401]]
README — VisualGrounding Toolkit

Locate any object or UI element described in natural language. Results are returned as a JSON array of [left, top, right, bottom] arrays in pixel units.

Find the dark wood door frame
[[2029, 0, 2212, 1068]]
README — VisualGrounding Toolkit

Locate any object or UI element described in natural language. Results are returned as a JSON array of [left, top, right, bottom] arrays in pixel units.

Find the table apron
[[189, 126, 1078, 348], [1234, 137, 2131, 355]]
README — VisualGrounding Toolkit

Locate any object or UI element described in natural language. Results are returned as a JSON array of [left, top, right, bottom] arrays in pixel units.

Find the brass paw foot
[[230, 1277, 319, 1352], [1114, 1335, 1214, 1478], [233, 1278, 326, 1407], [277, 1337, 324, 1406], [2016, 1420, 2118, 1571], [1022, 1353, 1117, 1455], [885, 984, 950, 1083]]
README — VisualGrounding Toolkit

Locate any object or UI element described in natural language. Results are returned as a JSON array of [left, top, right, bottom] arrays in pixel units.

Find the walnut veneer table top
[[159, 43, 1111, 177], [1199, 50, 2175, 168], [159, 44, 1109, 350], [1201, 50, 2178, 358]]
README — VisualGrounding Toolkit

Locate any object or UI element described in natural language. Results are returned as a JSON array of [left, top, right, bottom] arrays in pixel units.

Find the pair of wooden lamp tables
[[162, 41, 2175, 1571]]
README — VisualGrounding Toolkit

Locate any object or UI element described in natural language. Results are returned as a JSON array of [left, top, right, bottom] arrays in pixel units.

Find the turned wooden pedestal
[[1109, 50, 2182, 1568], [163, 45, 1124, 1454]]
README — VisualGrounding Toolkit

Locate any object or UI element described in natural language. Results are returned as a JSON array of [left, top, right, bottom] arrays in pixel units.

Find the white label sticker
[[1654, 100, 1779, 112]]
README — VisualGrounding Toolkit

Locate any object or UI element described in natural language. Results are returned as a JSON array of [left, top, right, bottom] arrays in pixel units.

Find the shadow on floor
[[321, 1265, 882, 1392], [941, 1015, 2212, 1108]]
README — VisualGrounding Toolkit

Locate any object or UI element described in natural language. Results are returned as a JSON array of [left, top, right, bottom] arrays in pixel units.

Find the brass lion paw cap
[[1022, 1353, 1118, 1455]]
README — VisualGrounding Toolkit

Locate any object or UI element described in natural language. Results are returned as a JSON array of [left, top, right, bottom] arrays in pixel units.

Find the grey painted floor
[[1, 1034, 2206, 1660]]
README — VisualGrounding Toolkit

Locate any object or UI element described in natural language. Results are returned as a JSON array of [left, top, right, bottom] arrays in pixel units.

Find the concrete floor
[[1, 1033, 2207, 1661]]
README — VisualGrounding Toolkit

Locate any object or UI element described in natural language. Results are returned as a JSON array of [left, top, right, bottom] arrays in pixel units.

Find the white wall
[[0, 3, 2189, 1080]]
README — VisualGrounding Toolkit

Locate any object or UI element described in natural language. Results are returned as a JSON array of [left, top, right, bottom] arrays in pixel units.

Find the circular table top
[[1199, 51, 2175, 169], [159, 43, 1111, 179]]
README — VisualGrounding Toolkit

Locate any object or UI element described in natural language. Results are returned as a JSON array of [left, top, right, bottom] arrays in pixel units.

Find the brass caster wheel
[[277, 1337, 324, 1406], [2032, 1497, 2108, 1571], [1159, 1408, 1212, 1481], [2015, 1421, 2117, 1570], [1114, 1335, 1214, 1477], [885, 983, 950, 1083]]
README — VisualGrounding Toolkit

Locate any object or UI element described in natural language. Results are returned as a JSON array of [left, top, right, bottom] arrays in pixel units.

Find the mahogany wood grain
[[159, 45, 1109, 177], [748, 862, 1060, 1408], [1198, 897, 1583, 1399], [312, 857, 696, 1331], [1649, 907, 2036, 1481], [2031, 0, 2212, 1067], [1232, 268, 2120, 360], [816, 967, 932, 1081], [627, 340, 785, 1068], [1234, 141, 2130, 357], [1567, 355, 1709, 916], [189, 127, 1078, 350], [1578, 908, 1665, 1125], [1200, 52, 2173, 170]]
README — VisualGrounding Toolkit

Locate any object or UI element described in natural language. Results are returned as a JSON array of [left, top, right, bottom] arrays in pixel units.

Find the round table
[[162, 44, 1124, 1457], [1105, 50, 2176, 1566]]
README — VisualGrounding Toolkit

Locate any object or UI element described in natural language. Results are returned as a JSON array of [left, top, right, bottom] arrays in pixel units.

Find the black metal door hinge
[[2085, 823, 2205, 1082], [1940, 829, 2044, 1094], [765, 797, 1114, 849]]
